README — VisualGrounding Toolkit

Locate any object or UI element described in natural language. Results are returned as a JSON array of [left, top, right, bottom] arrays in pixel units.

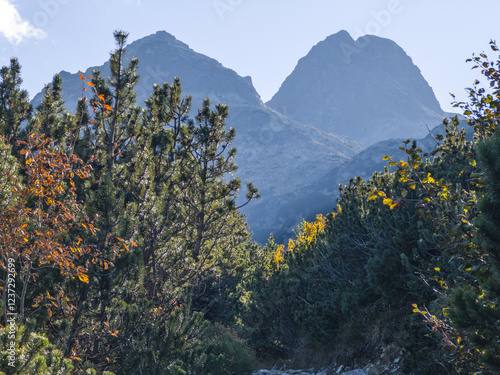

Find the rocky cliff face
[[267, 30, 444, 146], [30, 31, 361, 243]]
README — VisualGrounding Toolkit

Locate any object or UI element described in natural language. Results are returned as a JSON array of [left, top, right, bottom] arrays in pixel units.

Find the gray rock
[[267, 30, 444, 146]]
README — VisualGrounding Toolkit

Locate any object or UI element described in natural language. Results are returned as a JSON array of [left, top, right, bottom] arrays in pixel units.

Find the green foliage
[[0, 58, 31, 146], [0, 324, 76, 375], [448, 134, 500, 371], [4, 27, 500, 375], [0, 30, 258, 374], [234, 40, 500, 375]]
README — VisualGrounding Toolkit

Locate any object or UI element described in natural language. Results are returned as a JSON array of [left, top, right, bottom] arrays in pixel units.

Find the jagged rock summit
[[267, 30, 444, 145], [32, 30, 262, 110]]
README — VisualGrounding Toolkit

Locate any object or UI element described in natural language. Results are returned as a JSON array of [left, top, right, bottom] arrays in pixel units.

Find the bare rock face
[[267, 30, 444, 146]]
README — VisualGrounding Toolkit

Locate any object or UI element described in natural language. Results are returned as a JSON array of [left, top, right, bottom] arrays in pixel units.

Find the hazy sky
[[0, 0, 498, 112]]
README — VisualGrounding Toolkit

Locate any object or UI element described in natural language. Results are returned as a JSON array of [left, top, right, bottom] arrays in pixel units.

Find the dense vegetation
[[1, 31, 500, 374]]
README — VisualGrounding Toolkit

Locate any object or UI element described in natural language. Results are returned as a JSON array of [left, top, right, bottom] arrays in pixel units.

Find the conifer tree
[[0, 58, 31, 146], [63, 30, 148, 366], [450, 135, 500, 371], [177, 99, 258, 279], [31, 74, 70, 142]]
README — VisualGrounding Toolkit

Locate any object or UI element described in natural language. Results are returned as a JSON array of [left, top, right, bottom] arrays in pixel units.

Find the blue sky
[[0, 0, 498, 112]]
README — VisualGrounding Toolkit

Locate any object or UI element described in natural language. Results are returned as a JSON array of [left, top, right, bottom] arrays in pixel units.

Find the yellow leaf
[[368, 195, 378, 201], [78, 273, 89, 283], [337, 204, 342, 213], [383, 198, 393, 206], [378, 191, 386, 197], [434, 267, 440, 272], [382, 156, 392, 161], [408, 183, 416, 190]]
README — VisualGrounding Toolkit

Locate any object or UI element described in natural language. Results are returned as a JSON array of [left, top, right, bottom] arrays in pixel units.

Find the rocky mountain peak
[[267, 31, 444, 145]]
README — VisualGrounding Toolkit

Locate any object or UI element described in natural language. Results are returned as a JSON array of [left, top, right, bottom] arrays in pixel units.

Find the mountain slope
[[267, 30, 444, 146], [31, 30, 361, 243]]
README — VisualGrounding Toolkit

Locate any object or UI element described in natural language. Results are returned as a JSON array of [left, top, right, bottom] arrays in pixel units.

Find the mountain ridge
[[30, 30, 362, 243]]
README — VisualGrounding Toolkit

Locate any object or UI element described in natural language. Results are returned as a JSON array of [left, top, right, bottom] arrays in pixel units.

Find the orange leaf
[[78, 73, 84, 80], [86, 82, 95, 87]]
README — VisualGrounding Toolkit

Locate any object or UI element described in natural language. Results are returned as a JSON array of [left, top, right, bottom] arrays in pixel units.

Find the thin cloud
[[0, 0, 46, 44]]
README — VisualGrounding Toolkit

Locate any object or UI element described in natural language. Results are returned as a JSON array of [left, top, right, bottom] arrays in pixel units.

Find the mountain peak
[[128, 30, 191, 51], [267, 31, 443, 145], [324, 29, 354, 42]]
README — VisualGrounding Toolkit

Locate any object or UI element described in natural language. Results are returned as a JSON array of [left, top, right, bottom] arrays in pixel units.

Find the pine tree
[[63, 30, 148, 367], [0, 58, 31, 146], [450, 134, 500, 371], [168, 98, 259, 288], [30, 74, 71, 142]]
